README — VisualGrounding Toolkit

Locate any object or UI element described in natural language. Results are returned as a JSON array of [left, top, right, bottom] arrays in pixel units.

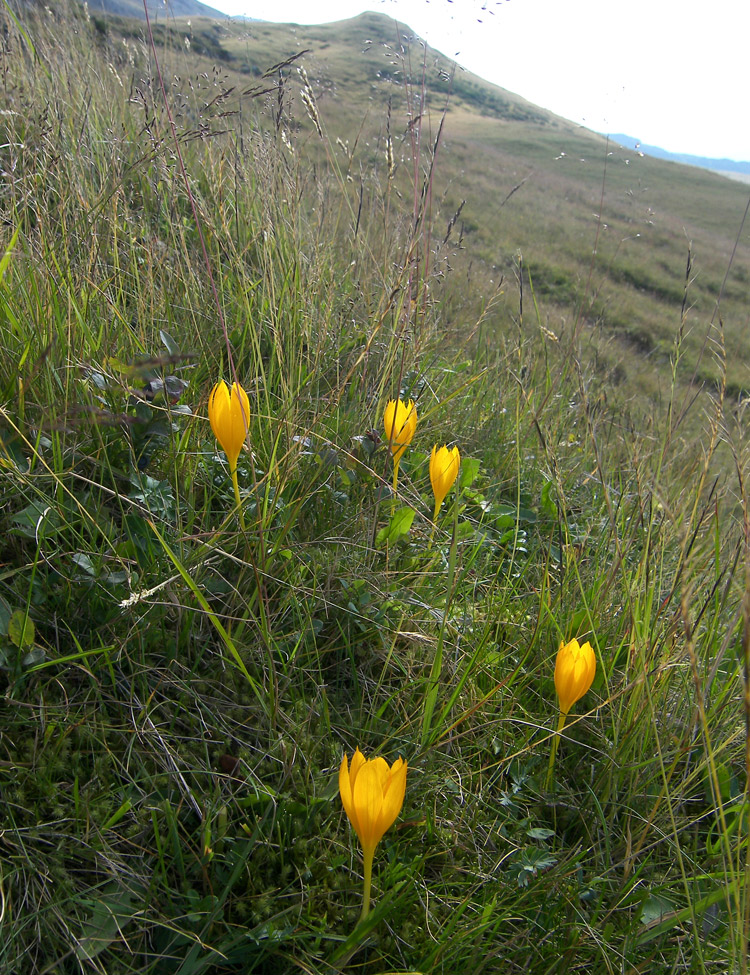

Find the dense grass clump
[[0, 3, 748, 974]]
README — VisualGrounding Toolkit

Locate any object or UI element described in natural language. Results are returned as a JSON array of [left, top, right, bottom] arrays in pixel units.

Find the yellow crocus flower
[[429, 444, 460, 521], [383, 398, 417, 491], [208, 380, 250, 473], [554, 637, 596, 719], [547, 637, 596, 789], [339, 747, 407, 921], [208, 380, 250, 526]]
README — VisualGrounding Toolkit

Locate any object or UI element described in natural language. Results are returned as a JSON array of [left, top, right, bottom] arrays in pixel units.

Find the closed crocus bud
[[208, 380, 250, 473], [383, 399, 417, 462], [384, 398, 417, 491], [430, 444, 460, 520], [554, 638, 596, 718], [339, 747, 407, 920]]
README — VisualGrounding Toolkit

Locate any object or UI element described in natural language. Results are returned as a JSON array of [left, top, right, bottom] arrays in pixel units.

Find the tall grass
[[0, 3, 748, 973]]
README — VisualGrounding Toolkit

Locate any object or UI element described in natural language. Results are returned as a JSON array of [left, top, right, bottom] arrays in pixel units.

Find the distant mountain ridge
[[86, 0, 226, 18], [609, 133, 750, 177]]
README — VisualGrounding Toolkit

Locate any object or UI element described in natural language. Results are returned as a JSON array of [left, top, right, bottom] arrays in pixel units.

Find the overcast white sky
[[199, 0, 749, 162]]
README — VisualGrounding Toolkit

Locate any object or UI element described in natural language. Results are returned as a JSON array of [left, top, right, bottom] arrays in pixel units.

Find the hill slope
[[86, 5, 750, 404], [87, 0, 226, 18]]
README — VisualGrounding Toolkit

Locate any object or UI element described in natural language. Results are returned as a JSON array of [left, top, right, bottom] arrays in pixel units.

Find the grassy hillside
[[95, 7, 750, 406], [87, 0, 226, 18], [0, 3, 749, 974]]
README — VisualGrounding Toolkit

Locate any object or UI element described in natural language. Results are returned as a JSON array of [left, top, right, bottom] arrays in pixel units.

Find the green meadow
[[0, 3, 749, 973]]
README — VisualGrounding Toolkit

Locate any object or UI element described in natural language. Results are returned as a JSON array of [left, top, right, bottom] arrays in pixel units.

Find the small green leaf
[[88, 371, 110, 389], [459, 456, 481, 488], [102, 799, 133, 830], [22, 647, 46, 668], [11, 502, 59, 538], [640, 892, 674, 926], [101, 570, 129, 587], [540, 479, 558, 519], [8, 610, 34, 648], [527, 827, 556, 840], [376, 506, 415, 547], [72, 553, 97, 576], [0, 422, 28, 473], [159, 329, 181, 358], [75, 884, 142, 961], [0, 224, 20, 282], [0, 595, 11, 636]]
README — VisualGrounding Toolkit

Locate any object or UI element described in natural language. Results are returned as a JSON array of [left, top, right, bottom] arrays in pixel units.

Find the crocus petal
[[349, 747, 367, 783], [340, 748, 371, 841], [351, 761, 384, 855], [225, 382, 251, 467], [376, 758, 407, 838], [208, 382, 230, 444], [339, 754, 361, 840]]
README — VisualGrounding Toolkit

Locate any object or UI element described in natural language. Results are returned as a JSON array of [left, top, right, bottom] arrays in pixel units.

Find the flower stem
[[230, 464, 245, 531], [392, 460, 400, 495], [360, 847, 374, 922], [429, 500, 438, 546], [546, 710, 567, 791]]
